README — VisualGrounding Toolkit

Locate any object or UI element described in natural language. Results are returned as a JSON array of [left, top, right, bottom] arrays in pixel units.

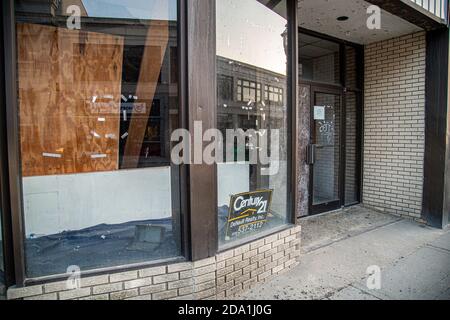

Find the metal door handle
[[306, 144, 316, 165]]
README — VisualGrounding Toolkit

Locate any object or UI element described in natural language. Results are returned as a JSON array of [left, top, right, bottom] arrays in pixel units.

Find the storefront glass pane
[[344, 46, 361, 205], [345, 91, 359, 205], [0, 209, 4, 286], [15, 0, 181, 278], [299, 33, 341, 85], [216, 0, 291, 248], [345, 46, 359, 90], [312, 92, 341, 206]]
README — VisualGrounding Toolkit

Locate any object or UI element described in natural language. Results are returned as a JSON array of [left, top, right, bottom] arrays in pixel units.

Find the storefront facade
[[0, 0, 449, 300]]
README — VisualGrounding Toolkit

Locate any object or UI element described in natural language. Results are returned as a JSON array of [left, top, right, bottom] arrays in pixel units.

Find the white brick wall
[[363, 32, 426, 218]]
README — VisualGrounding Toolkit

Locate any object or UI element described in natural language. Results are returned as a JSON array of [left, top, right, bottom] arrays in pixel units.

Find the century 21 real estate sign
[[225, 190, 273, 240]]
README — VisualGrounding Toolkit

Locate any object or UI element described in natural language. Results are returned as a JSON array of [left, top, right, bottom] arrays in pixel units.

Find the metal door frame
[[308, 85, 344, 215]]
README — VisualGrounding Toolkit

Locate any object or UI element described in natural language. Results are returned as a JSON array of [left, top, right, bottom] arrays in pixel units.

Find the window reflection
[[265, 85, 284, 104], [15, 0, 181, 278], [216, 0, 291, 248], [218, 75, 234, 101], [237, 80, 262, 103]]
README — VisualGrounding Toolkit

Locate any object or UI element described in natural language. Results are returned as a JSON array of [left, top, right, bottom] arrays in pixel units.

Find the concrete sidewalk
[[240, 208, 450, 300]]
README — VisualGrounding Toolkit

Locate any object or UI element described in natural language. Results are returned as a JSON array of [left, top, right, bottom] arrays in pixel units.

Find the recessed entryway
[[297, 29, 363, 217]]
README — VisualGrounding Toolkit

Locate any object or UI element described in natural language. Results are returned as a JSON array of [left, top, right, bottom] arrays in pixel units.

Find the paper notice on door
[[314, 106, 325, 120]]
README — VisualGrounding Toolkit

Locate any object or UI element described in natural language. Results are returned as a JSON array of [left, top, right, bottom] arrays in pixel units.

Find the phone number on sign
[[237, 221, 267, 235]]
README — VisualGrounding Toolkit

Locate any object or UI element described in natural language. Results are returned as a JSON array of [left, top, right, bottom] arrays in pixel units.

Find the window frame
[[0, 2, 13, 288], [1, 0, 190, 286], [298, 27, 364, 215], [215, 0, 299, 252], [1, 0, 299, 287]]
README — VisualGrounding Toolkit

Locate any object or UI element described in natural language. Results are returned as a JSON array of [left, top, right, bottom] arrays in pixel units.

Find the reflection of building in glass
[[217, 55, 286, 141], [216, 55, 289, 246], [217, 55, 288, 170]]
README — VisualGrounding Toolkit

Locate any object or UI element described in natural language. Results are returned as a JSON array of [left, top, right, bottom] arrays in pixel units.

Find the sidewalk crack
[[426, 244, 450, 254]]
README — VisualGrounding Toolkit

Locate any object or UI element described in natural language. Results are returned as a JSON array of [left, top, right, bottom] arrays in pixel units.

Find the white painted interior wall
[[23, 167, 173, 237], [24, 163, 251, 237], [217, 162, 250, 207], [269, 160, 288, 218]]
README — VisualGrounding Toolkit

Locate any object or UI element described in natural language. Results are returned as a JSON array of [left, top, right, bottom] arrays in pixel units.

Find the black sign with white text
[[225, 190, 273, 240]]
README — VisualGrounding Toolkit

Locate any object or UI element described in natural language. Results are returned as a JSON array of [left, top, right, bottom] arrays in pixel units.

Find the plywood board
[[17, 23, 124, 177], [122, 21, 169, 169]]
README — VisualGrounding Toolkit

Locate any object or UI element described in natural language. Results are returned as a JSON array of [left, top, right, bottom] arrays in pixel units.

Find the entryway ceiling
[[297, 0, 422, 44]]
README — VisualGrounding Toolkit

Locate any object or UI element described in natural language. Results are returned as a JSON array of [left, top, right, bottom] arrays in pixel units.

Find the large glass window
[[345, 46, 359, 90], [345, 92, 359, 205], [216, 0, 291, 248], [299, 33, 341, 85], [15, 0, 182, 278], [0, 208, 4, 287], [344, 46, 361, 205]]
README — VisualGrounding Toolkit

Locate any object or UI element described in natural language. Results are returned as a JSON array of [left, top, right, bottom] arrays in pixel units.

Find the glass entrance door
[[309, 88, 342, 214]]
